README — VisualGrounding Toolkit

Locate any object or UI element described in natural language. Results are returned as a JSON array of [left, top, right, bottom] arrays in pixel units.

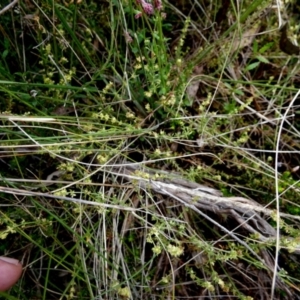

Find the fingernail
[[0, 256, 21, 266]]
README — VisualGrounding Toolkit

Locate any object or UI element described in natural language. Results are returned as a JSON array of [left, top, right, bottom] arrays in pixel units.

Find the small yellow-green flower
[[152, 245, 162, 255], [167, 244, 184, 257], [144, 91, 152, 98], [118, 287, 131, 299]]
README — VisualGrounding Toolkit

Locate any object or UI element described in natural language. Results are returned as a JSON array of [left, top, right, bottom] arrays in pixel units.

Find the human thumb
[[0, 257, 22, 291]]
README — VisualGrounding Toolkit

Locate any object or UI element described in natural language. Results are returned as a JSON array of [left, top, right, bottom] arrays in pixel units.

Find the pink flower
[[142, 2, 154, 15], [161, 12, 166, 19], [154, 0, 163, 10], [137, 0, 154, 15], [135, 12, 142, 19], [135, 0, 163, 17]]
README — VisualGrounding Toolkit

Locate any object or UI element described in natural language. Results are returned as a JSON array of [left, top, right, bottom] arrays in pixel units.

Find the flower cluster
[[135, 0, 163, 18]]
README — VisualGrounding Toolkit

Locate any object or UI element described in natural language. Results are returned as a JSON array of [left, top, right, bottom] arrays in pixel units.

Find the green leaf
[[2, 49, 8, 59], [256, 55, 269, 63], [252, 40, 258, 53], [244, 61, 260, 71], [234, 89, 244, 96], [259, 42, 274, 54]]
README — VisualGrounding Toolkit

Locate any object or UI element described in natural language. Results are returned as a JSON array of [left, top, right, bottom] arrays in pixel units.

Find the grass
[[1, 0, 300, 299]]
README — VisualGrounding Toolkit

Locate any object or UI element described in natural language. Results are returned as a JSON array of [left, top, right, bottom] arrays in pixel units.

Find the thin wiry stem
[[271, 84, 300, 299]]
